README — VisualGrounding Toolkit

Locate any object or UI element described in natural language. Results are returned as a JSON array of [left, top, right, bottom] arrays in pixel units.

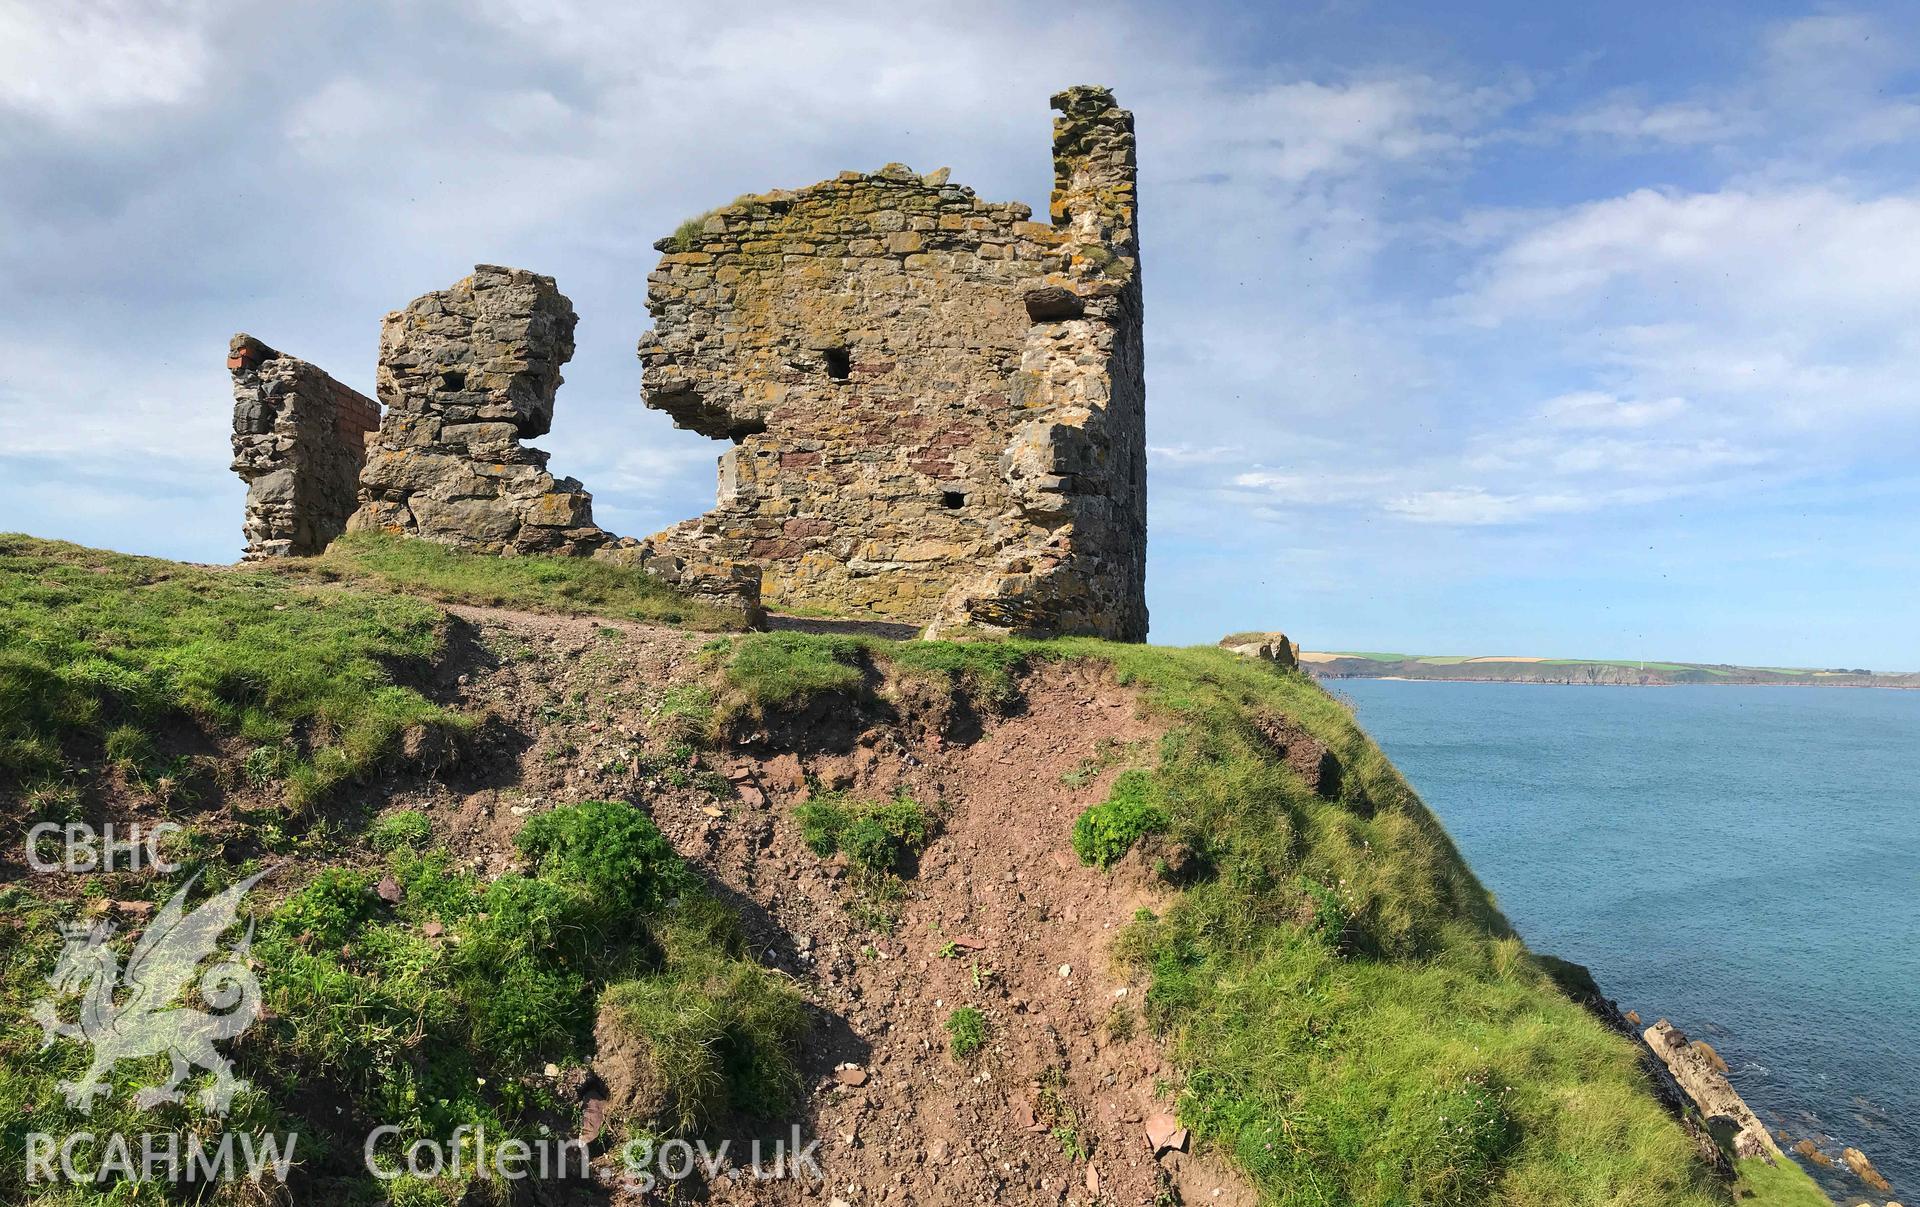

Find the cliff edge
[[0, 535, 1840, 1206]]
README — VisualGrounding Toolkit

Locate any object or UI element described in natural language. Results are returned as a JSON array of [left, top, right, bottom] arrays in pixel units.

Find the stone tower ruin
[[637, 85, 1147, 640], [224, 86, 1144, 640]]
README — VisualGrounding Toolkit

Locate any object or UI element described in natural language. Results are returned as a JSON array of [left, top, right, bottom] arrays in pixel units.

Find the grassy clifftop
[[0, 536, 1828, 1205]]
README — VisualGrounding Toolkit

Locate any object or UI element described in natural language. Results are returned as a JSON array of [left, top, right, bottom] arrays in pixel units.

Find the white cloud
[[1755, 13, 1920, 152], [1464, 187, 1920, 322], [1539, 391, 1686, 429], [1384, 487, 1586, 525], [1559, 98, 1744, 146], [1231, 469, 1399, 506], [1466, 433, 1771, 478], [0, 339, 220, 467], [0, 0, 216, 131], [1151, 444, 1244, 466], [1180, 75, 1509, 183], [1455, 183, 1920, 472]]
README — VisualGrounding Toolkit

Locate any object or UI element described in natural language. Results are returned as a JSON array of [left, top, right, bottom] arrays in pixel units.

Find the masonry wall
[[350, 265, 611, 556], [228, 334, 380, 559], [639, 86, 1147, 639]]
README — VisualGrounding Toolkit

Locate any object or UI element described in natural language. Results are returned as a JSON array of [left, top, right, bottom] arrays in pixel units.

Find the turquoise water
[[1334, 679, 1920, 1201]]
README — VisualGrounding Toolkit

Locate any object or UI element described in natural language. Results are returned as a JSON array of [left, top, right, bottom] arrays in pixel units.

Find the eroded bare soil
[[6, 603, 1259, 1205], [433, 607, 1255, 1205]]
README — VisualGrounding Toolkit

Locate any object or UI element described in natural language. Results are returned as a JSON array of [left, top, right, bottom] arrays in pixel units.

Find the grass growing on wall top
[[297, 531, 752, 631], [0, 534, 461, 809]]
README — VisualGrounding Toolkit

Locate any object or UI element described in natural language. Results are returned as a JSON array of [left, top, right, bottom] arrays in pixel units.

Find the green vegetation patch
[[365, 808, 433, 852], [1731, 1156, 1833, 1206], [1071, 769, 1170, 867], [1317, 650, 1413, 662], [794, 791, 936, 880], [300, 531, 750, 631], [0, 800, 801, 1202], [0, 884, 293, 1205], [945, 1006, 987, 1059], [653, 682, 715, 745], [599, 895, 809, 1129], [1084, 641, 1773, 1206], [0, 534, 463, 809], [708, 630, 1050, 732], [246, 800, 801, 1197], [711, 632, 868, 719]]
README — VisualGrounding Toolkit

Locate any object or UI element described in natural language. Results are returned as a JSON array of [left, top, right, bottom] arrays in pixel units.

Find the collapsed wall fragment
[[227, 265, 762, 622], [228, 334, 380, 560], [349, 265, 610, 556], [637, 85, 1147, 640]]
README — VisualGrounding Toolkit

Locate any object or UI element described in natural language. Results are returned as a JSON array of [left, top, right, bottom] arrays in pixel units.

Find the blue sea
[[1333, 679, 1920, 1203]]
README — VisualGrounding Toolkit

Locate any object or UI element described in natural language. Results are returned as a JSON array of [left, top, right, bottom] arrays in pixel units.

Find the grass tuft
[[366, 808, 433, 852], [945, 1006, 987, 1058], [794, 791, 936, 880], [712, 632, 867, 722], [598, 956, 808, 1130], [667, 214, 710, 252], [709, 631, 1050, 734]]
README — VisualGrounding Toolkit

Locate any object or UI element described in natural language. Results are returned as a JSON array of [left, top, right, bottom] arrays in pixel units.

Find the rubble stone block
[[348, 265, 609, 557]]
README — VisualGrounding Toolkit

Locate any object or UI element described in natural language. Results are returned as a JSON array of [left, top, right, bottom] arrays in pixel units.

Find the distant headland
[[1302, 651, 1920, 688]]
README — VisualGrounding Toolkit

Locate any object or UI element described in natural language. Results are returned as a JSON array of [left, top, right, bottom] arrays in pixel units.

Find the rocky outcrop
[[350, 265, 610, 556], [639, 86, 1146, 640], [1643, 1019, 1783, 1162], [1846, 1148, 1894, 1195], [1219, 632, 1300, 669], [228, 334, 380, 559]]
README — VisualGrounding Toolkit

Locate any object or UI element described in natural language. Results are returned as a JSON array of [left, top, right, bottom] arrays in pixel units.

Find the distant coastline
[[1304, 652, 1920, 689]]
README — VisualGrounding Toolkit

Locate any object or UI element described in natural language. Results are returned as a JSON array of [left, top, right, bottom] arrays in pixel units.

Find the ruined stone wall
[[350, 265, 611, 556], [639, 86, 1147, 639], [931, 86, 1147, 639], [228, 334, 380, 559]]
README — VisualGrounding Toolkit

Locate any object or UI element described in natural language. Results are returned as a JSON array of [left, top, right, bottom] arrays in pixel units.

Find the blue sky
[[3, 1, 1917, 666]]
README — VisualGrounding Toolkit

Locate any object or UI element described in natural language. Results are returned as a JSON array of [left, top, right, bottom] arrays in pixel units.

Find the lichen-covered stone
[[1219, 632, 1300, 669], [350, 265, 610, 556], [228, 334, 380, 559], [638, 86, 1147, 640]]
